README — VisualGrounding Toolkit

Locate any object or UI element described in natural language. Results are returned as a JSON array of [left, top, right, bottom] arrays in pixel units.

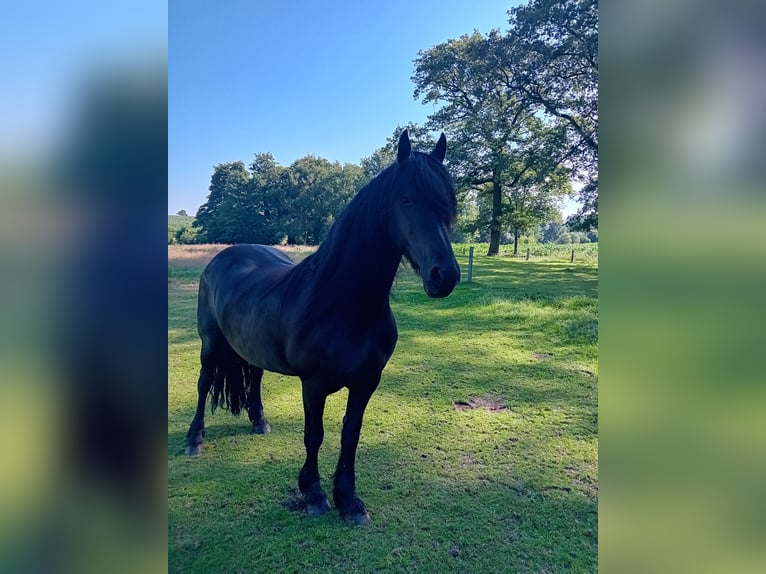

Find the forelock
[[410, 152, 457, 225]]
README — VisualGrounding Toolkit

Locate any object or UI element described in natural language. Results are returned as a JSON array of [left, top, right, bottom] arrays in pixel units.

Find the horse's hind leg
[[184, 333, 221, 456], [246, 365, 270, 434]]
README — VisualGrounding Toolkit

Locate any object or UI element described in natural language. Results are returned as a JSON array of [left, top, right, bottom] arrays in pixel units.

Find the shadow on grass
[[169, 371, 597, 571], [169, 435, 597, 573], [166, 407, 315, 463]]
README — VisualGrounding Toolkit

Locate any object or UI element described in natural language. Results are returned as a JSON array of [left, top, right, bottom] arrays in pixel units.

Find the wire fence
[[452, 242, 598, 262]]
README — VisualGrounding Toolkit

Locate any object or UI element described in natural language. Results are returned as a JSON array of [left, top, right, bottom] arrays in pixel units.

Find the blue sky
[[169, 0, 527, 215]]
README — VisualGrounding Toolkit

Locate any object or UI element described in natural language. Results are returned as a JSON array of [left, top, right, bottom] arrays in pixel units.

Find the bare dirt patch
[[453, 394, 509, 412], [460, 453, 481, 466], [280, 488, 306, 512]]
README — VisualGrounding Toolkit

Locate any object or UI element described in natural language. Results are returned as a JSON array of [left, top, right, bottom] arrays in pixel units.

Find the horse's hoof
[[251, 421, 271, 434], [342, 512, 371, 526], [301, 481, 330, 516], [184, 443, 202, 456], [305, 499, 331, 516], [335, 494, 369, 525]]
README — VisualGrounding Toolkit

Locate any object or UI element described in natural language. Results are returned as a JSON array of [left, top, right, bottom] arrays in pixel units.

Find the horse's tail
[[208, 342, 255, 416]]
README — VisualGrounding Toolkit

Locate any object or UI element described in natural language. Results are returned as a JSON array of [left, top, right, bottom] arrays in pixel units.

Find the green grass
[[169, 247, 598, 573]]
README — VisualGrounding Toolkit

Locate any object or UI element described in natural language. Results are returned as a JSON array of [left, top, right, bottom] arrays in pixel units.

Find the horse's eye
[[401, 196, 413, 207]]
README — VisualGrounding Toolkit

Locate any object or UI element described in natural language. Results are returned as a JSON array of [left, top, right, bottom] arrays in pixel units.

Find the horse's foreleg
[[334, 377, 380, 526], [246, 365, 270, 434], [298, 381, 330, 516]]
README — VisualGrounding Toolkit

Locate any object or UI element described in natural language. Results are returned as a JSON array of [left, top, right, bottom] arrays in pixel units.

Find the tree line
[[185, 0, 597, 255], [190, 155, 368, 245]]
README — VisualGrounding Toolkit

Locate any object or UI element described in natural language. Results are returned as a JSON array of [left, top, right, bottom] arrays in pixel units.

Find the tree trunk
[[487, 178, 502, 256], [513, 230, 519, 255]]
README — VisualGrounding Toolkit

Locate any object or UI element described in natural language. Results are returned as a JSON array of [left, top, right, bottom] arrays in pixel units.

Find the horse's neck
[[320, 229, 400, 305], [307, 193, 401, 313]]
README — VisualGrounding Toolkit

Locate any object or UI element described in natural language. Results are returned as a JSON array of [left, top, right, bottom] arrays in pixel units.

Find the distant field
[[166, 217, 596, 258], [168, 245, 598, 572], [453, 242, 598, 262], [168, 214, 195, 233]]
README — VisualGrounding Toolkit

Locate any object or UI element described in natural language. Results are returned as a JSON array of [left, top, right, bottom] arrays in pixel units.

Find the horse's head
[[389, 130, 460, 298]]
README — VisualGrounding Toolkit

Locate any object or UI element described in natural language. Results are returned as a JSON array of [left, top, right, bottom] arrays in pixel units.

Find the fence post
[[570, 249, 575, 263], [467, 246, 474, 282], [526, 247, 530, 260]]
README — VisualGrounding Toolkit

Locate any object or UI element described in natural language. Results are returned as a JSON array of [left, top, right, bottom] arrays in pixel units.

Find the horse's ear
[[397, 130, 411, 164], [432, 132, 447, 163]]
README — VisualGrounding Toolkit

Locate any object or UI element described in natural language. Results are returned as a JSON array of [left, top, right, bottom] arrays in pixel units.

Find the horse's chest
[[292, 323, 397, 379]]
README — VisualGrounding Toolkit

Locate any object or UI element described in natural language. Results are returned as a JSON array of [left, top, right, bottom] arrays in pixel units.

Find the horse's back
[[198, 245, 294, 327], [205, 244, 295, 275], [196, 244, 299, 374], [203, 243, 293, 287]]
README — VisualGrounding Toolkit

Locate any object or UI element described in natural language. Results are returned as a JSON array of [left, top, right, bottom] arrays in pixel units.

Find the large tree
[[286, 156, 364, 245], [505, 0, 598, 230], [193, 161, 252, 243], [246, 152, 293, 244], [194, 154, 365, 245], [413, 30, 572, 255], [502, 159, 570, 252], [360, 123, 436, 180]]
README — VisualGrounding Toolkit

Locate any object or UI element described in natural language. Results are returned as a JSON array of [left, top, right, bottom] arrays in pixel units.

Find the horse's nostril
[[430, 266, 443, 285]]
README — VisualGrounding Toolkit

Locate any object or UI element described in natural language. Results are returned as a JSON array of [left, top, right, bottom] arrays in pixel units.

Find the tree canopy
[[411, 0, 597, 251], [413, 29, 574, 255], [193, 155, 365, 245], [188, 0, 597, 247], [506, 0, 598, 230]]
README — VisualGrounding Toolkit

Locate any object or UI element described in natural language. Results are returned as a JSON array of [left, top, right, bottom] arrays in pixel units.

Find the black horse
[[185, 130, 460, 525]]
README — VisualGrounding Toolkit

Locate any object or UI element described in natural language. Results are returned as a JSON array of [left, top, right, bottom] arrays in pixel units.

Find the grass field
[[168, 245, 598, 573], [168, 214, 196, 232]]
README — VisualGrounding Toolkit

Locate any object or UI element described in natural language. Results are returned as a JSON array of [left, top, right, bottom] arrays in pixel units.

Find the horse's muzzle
[[423, 263, 460, 298]]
